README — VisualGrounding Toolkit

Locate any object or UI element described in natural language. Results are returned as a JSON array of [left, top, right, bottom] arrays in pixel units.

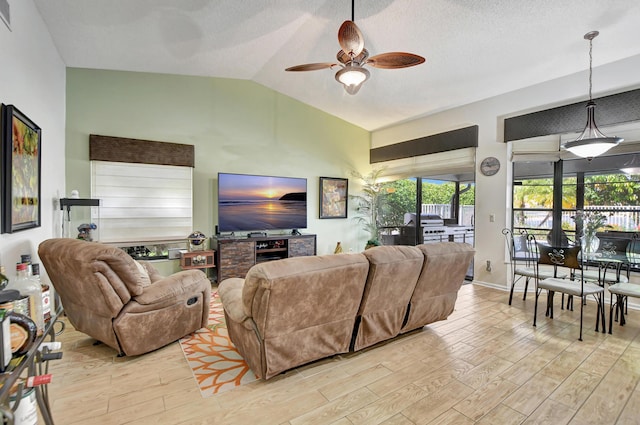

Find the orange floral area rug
[[179, 291, 258, 397]]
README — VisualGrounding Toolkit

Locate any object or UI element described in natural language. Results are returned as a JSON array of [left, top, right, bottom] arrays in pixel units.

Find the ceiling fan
[[285, 0, 425, 95]]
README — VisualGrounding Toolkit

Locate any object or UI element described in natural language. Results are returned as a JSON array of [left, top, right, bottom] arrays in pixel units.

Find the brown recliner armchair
[[38, 238, 210, 356]]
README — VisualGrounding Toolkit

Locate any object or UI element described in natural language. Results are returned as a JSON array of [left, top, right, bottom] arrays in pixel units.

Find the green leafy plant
[[349, 168, 386, 247]]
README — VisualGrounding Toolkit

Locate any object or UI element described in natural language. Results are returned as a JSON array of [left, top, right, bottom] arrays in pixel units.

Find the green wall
[[65, 68, 371, 267]]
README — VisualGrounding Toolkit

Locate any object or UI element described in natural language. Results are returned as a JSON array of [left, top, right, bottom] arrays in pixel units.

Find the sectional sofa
[[218, 242, 475, 379]]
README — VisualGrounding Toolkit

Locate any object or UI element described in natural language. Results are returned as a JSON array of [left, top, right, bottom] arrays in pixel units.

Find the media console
[[211, 234, 316, 282]]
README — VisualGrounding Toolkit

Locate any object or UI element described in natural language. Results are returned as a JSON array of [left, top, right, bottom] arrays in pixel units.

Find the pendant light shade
[[563, 101, 623, 158], [562, 31, 623, 160]]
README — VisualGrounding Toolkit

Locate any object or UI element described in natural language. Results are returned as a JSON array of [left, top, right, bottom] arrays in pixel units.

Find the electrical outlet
[[489, 214, 495, 222], [486, 260, 492, 272]]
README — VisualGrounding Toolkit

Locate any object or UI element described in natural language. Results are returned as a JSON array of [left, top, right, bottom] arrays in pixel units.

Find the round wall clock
[[480, 157, 500, 176]]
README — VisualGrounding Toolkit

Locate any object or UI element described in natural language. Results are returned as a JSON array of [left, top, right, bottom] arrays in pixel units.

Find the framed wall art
[[319, 177, 348, 219], [1, 104, 42, 233]]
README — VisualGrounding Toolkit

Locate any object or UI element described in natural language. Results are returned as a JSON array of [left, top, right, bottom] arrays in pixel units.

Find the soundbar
[[247, 232, 268, 238]]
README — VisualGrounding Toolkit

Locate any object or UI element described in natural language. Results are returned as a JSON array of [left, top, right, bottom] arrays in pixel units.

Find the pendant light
[[563, 31, 623, 160]]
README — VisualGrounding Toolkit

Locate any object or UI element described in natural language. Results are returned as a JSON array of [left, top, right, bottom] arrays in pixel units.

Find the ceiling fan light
[[335, 65, 369, 94]]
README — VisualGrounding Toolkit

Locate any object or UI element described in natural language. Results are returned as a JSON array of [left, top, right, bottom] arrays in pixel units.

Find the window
[[91, 161, 192, 243], [512, 153, 640, 266], [513, 176, 554, 241], [581, 172, 640, 231]]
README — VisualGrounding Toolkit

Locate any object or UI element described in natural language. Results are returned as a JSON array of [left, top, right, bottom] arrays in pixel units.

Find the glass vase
[[581, 234, 600, 256]]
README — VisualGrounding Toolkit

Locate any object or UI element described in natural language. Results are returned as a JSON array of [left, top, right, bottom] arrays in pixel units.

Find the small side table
[[180, 250, 216, 280]]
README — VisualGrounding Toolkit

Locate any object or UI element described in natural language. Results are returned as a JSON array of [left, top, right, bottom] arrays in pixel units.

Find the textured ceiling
[[33, 0, 640, 131]]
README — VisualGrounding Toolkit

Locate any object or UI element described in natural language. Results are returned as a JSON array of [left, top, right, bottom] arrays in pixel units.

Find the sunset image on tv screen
[[218, 173, 307, 232]]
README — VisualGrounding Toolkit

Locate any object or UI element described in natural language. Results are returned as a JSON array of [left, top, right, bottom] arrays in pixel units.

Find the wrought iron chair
[[533, 237, 605, 341], [608, 282, 640, 333], [582, 236, 630, 285], [608, 233, 640, 333], [561, 236, 629, 312], [503, 228, 565, 305]]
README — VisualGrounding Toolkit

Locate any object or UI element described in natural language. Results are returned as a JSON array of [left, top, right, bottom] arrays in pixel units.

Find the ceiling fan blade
[[366, 52, 425, 69], [338, 21, 365, 57], [285, 62, 337, 72]]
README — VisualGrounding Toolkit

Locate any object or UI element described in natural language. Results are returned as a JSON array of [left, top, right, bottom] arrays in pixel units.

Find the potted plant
[[350, 168, 386, 249]]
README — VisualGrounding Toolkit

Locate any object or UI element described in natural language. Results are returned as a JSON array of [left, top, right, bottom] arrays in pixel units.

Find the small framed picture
[[319, 177, 348, 219], [1, 104, 42, 233]]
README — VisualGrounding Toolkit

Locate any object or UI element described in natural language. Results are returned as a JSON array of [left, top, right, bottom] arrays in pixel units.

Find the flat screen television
[[217, 173, 307, 233]]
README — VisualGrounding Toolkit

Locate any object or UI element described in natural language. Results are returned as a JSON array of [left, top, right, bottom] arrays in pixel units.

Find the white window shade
[[510, 136, 562, 162], [91, 161, 192, 243], [375, 147, 476, 181]]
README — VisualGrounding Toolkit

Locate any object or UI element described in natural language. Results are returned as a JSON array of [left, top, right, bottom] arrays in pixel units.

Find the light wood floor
[[47, 284, 640, 425]]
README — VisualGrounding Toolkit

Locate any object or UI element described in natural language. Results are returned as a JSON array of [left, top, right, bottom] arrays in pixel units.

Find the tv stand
[[212, 234, 316, 282]]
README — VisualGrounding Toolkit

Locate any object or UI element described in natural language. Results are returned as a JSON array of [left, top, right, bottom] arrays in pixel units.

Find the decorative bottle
[[5, 263, 44, 335], [0, 266, 8, 290], [31, 263, 51, 323]]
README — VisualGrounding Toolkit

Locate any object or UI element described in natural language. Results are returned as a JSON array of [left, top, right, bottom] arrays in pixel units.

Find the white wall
[[372, 54, 640, 288], [0, 0, 66, 279]]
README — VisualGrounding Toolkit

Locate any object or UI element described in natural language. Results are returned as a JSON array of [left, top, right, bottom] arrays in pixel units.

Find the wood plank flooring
[[47, 284, 640, 424]]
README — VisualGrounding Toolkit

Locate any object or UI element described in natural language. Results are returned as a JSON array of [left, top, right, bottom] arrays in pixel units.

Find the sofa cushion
[[401, 242, 475, 333], [242, 253, 370, 335], [134, 260, 152, 287], [140, 260, 164, 283], [221, 252, 370, 379], [353, 245, 424, 350]]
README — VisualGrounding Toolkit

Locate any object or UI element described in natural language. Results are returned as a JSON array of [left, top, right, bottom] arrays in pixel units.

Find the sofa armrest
[[218, 278, 251, 326], [134, 270, 209, 305]]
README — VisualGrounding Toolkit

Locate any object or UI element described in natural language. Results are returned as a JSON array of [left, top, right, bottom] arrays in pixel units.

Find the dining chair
[[629, 233, 640, 266], [503, 229, 566, 305], [607, 282, 640, 333], [559, 236, 630, 312], [582, 236, 630, 285], [614, 233, 640, 324], [533, 237, 605, 341], [503, 228, 534, 305]]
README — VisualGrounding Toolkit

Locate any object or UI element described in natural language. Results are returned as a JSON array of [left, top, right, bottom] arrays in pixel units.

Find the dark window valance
[[370, 125, 478, 163], [504, 88, 640, 142], [89, 134, 195, 167]]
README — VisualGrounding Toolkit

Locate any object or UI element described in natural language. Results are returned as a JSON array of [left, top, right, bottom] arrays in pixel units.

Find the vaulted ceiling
[[34, 0, 640, 131]]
